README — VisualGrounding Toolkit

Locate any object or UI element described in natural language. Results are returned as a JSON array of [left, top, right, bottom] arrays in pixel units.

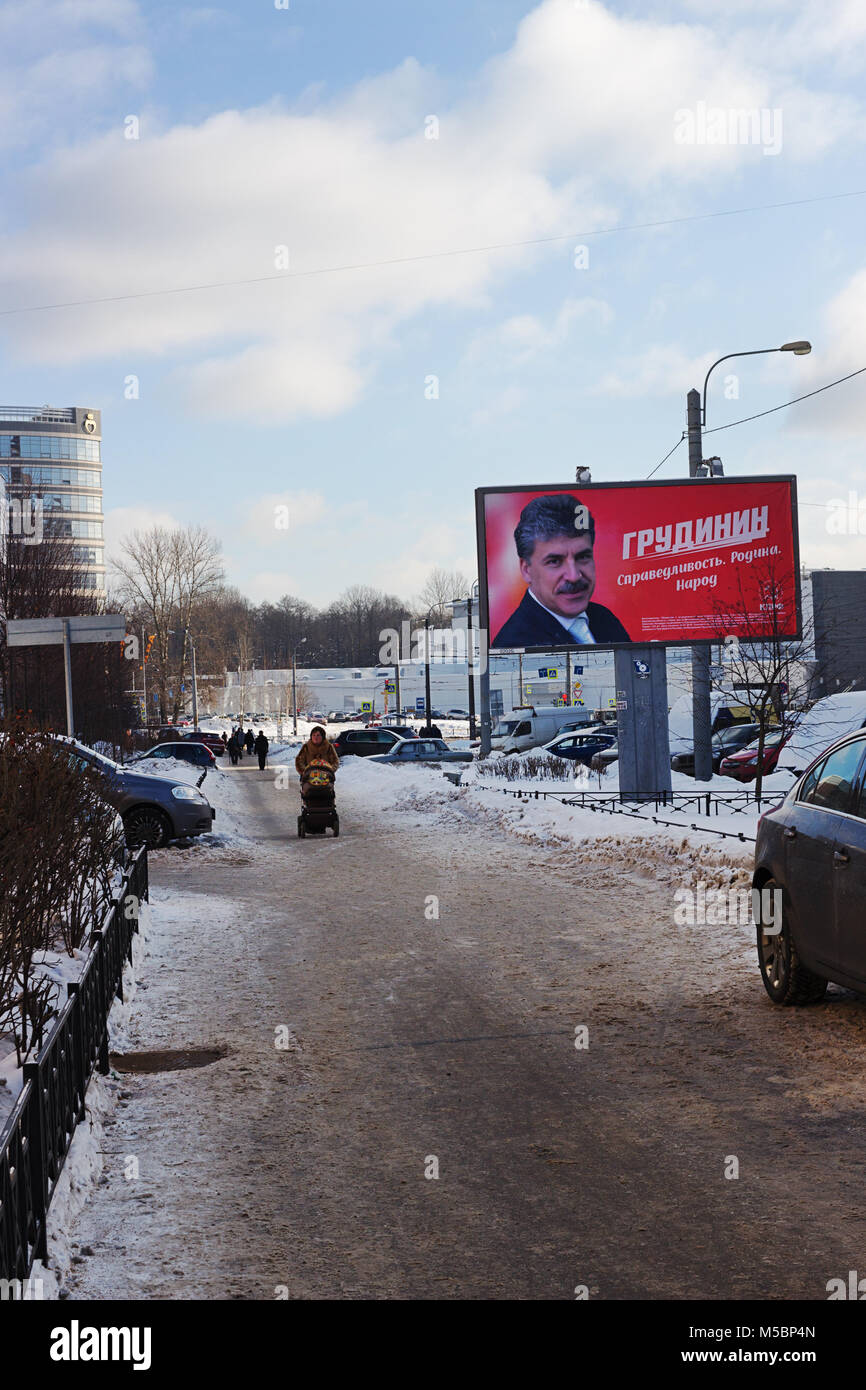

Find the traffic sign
[[361, 700, 373, 713]]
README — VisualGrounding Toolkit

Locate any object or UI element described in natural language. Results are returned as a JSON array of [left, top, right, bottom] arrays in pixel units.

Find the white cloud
[[2, 0, 861, 423]]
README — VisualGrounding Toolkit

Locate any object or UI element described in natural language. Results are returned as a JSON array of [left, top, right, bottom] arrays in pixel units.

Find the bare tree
[[416, 568, 471, 626], [112, 525, 223, 722], [706, 556, 826, 800]]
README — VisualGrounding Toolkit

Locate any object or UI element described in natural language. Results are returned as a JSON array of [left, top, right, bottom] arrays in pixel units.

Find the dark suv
[[753, 731, 866, 1004], [333, 728, 405, 758]]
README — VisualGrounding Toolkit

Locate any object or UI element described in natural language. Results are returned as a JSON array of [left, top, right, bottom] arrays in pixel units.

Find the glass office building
[[0, 405, 105, 594]]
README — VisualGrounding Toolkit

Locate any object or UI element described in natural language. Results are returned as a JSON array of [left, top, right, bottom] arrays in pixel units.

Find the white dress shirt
[[528, 591, 596, 644]]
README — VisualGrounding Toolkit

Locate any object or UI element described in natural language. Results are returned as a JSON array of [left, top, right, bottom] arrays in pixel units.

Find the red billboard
[[476, 476, 800, 651]]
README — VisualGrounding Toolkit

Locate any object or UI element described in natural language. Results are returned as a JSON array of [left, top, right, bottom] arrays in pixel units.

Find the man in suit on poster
[[492, 493, 631, 648]]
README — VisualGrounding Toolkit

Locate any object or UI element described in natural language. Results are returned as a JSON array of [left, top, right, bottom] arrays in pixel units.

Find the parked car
[[371, 738, 473, 765], [132, 741, 215, 770], [542, 730, 618, 765], [182, 730, 226, 756], [671, 723, 764, 776], [333, 728, 406, 758], [445, 708, 470, 720], [753, 730, 866, 1004], [378, 722, 418, 740], [773, 692, 866, 780], [62, 739, 216, 849], [719, 729, 788, 782]]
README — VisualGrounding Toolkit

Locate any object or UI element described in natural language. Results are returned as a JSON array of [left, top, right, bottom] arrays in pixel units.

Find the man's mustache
[[555, 581, 590, 594]]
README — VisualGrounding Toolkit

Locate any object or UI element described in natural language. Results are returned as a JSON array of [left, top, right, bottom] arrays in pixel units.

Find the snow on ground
[[333, 753, 759, 891]]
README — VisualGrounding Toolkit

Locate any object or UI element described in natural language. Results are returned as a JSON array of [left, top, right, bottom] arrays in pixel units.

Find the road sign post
[[5, 614, 127, 737]]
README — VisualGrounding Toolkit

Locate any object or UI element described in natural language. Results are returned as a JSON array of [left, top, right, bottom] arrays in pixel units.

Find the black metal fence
[[0, 845, 148, 1283]]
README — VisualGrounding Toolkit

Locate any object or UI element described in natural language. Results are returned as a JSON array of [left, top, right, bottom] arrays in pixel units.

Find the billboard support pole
[[688, 386, 713, 781], [479, 627, 491, 756], [565, 649, 572, 706], [615, 646, 672, 799]]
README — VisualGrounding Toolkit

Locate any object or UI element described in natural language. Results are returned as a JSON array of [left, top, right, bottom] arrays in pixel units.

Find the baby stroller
[[298, 760, 339, 838]]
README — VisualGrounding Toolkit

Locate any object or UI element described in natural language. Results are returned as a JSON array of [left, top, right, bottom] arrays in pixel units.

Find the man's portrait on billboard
[[492, 493, 631, 648]]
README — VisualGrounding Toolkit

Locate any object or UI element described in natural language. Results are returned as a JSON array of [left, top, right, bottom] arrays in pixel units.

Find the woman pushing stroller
[[295, 724, 340, 837], [295, 724, 339, 791]]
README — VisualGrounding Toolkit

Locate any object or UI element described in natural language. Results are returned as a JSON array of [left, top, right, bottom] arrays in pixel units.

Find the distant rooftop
[[0, 406, 77, 423]]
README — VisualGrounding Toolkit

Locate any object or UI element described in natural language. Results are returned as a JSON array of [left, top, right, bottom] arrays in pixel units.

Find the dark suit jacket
[[492, 590, 631, 648]]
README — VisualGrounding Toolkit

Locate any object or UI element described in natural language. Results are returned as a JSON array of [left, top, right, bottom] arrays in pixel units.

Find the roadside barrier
[[471, 784, 764, 843], [0, 846, 148, 1284]]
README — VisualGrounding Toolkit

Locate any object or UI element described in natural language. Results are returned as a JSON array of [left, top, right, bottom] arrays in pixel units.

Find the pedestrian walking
[[228, 732, 240, 766], [244, 727, 255, 755], [254, 730, 269, 770]]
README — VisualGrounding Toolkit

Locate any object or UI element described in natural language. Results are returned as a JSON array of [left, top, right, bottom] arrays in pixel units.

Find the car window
[[514, 721, 531, 736], [397, 743, 416, 757], [797, 758, 826, 805], [807, 740, 866, 813]]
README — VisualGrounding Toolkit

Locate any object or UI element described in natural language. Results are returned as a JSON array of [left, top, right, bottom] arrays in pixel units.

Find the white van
[[492, 705, 594, 754]]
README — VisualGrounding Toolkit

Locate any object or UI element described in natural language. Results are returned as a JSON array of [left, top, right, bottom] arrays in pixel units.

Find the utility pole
[[190, 636, 199, 729], [467, 585, 477, 739], [424, 616, 433, 726], [688, 386, 713, 781], [565, 649, 572, 706], [141, 625, 148, 728]]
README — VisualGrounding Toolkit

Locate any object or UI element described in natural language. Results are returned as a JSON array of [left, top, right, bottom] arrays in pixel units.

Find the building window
[[0, 434, 100, 462]]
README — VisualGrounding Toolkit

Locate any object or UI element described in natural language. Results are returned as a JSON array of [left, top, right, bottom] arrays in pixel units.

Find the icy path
[[63, 761, 866, 1300]]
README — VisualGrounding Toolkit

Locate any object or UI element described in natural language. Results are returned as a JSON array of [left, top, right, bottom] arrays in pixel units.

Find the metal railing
[[0, 846, 148, 1283], [472, 784, 772, 842]]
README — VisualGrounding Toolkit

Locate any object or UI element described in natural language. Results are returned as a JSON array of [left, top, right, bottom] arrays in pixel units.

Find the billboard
[[476, 476, 800, 652]]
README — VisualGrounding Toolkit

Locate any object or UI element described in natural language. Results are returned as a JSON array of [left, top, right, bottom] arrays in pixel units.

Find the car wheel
[[124, 806, 172, 850], [755, 878, 827, 1006]]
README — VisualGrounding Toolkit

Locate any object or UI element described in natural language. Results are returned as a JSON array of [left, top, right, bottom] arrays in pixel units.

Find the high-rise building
[[0, 405, 105, 595]]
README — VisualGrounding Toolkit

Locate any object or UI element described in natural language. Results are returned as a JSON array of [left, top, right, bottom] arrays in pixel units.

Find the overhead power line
[[1, 187, 865, 318], [702, 366, 866, 435], [647, 367, 866, 478]]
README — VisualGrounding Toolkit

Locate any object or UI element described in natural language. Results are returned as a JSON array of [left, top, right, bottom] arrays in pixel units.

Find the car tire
[[124, 806, 172, 850], [755, 878, 828, 1006]]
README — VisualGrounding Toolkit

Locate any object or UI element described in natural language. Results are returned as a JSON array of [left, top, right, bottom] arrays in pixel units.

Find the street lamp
[[687, 339, 811, 781], [292, 637, 307, 735], [701, 341, 811, 429], [167, 627, 198, 728], [467, 581, 479, 739]]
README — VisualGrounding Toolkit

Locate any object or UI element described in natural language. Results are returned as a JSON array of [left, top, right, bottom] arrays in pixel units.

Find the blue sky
[[1, 0, 864, 605]]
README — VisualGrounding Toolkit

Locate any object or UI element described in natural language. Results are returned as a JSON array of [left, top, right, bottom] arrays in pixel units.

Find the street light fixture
[[701, 340, 811, 426], [688, 338, 811, 783], [291, 637, 307, 736]]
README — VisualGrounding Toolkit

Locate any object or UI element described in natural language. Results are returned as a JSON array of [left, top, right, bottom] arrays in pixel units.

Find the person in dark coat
[[492, 493, 630, 648], [244, 727, 255, 755], [420, 723, 442, 739], [221, 731, 228, 746], [227, 732, 240, 766], [254, 730, 269, 770]]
